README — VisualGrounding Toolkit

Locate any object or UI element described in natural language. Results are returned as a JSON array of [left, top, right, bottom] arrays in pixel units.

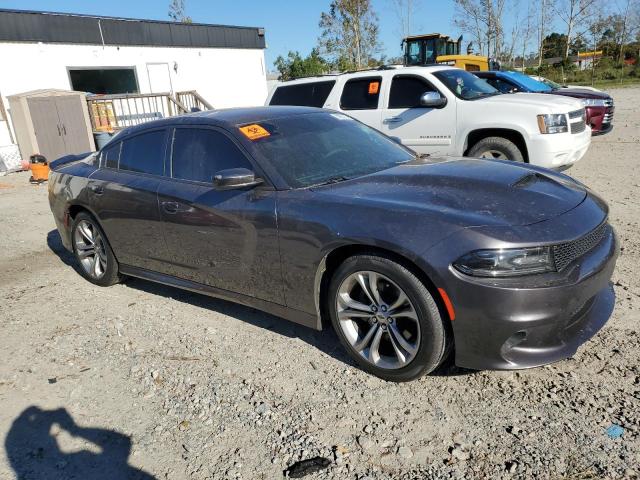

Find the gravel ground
[[1, 88, 639, 480]]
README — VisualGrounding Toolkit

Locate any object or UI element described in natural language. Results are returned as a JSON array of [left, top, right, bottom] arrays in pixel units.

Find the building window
[[68, 68, 139, 95]]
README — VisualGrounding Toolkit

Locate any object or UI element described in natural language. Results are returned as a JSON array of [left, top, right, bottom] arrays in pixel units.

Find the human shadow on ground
[[46, 229, 474, 377], [5, 406, 155, 480]]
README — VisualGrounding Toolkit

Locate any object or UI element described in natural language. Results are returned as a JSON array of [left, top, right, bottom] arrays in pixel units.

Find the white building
[[0, 8, 268, 147]]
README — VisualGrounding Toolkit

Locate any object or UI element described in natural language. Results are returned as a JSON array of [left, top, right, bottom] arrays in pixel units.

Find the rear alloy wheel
[[328, 255, 449, 381], [72, 212, 121, 286], [468, 136, 524, 163]]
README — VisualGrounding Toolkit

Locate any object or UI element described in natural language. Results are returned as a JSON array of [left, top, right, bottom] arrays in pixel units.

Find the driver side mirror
[[213, 168, 263, 191], [420, 91, 447, 109]]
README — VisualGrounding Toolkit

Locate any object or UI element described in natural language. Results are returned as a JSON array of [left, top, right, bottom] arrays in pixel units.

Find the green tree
[[542, 32, 568, 58], [274, 49, 329, 81], [169, 0, 192, 23], [318, 0, 382, 70]]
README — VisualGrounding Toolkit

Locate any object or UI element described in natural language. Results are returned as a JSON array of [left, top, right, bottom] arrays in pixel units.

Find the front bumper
[[527, 126, 592, 169], [586, 105, 615, 135], [449, 226, 617, 370], [422, 195, 619, 371]]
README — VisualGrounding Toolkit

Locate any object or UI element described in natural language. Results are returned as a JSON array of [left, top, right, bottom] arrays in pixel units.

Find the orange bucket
[[30, 163, 50, 181]]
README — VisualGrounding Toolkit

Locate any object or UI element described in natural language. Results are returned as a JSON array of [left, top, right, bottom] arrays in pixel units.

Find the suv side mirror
[[213, 168, 263, 190], [420, 91, 447, 109]]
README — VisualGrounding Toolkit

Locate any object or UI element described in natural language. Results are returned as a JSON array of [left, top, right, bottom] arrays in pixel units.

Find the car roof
[[113, 106, 324, 139], [278, 65, 459, 84]]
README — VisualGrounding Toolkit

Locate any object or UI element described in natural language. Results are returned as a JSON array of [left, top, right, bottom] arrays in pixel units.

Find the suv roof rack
[[285, 64, 404, 82]]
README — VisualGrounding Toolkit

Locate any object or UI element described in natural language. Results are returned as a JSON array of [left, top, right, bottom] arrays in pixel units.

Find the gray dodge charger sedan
[[48, 106, 618, 382]]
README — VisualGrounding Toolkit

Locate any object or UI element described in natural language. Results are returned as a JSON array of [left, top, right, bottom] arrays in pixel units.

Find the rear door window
[[389, 76, 438, 108], [171, 128, 253, 183], [270, 81, 336, 107], [101, 142, 121, 169], [119, 129, 167, 175], [340, 77, 382, 110]]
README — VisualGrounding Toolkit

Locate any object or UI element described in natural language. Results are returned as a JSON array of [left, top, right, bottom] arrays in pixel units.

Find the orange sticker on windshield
[[368, 81, 380, 95], [239, 124, 270, 140]]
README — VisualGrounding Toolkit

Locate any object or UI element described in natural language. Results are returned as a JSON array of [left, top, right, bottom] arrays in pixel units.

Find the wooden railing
[[86, 92, 197, 133], [176, 90, 214, 112]]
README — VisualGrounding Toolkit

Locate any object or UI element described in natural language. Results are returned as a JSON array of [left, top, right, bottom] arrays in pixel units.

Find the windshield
[[244, 112, 414, 188], [540, 77, 562, 89], [432, 69, 499, 100], [506, 72, 553, 92]]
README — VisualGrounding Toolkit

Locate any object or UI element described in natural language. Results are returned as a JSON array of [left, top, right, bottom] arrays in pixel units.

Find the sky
[[0, 0, 460, 70]]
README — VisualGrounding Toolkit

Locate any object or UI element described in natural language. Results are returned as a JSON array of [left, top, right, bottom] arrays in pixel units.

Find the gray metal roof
[[0, 8, 266, 49]]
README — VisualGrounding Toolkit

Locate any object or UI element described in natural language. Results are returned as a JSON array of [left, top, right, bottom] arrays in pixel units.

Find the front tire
[[467, 136, 525, 162], [71, 212, 121, 287], [328, 254, 449, 382]]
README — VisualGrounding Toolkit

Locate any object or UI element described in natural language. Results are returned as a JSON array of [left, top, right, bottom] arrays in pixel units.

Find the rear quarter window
[[269, 81, 336, 107], [101, 142, 121, 169]]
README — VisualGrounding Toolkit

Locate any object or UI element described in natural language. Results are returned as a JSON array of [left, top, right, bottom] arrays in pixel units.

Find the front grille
[[569, 108, 585, 119], [553, 223, 609, 272], [571, 119, 586, 133]]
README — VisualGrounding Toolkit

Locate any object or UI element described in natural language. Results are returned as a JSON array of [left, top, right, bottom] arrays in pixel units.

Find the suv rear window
[[340, 77, 382, 110], [270, 81, 336, 107]]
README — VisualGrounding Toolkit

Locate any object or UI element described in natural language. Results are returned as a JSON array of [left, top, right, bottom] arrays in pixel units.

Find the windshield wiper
[[311, 176, 350, 187]]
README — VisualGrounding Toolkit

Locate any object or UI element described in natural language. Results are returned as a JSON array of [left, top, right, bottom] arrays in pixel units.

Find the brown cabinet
[[7, 89, 95, 162]]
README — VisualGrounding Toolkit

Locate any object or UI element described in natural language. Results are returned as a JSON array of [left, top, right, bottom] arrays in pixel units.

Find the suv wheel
[[328, 254, 450, 382], [468, 136, 525, 162], [71, 212, 122, 287]]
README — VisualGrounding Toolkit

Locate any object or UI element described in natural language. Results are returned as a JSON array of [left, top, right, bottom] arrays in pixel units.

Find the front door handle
[[383, 116, 403, 124], [162, 201, 179, 214], [161, 201, 180, 214], [89, 184, 104, 195]]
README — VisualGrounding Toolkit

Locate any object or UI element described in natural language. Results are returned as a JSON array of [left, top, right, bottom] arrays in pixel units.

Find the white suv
[[266, 66, 592, 170]]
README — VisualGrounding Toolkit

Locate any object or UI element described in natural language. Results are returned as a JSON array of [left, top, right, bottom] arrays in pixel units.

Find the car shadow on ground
[[5, 406, 155, 480], [46, 229, 476, 378]]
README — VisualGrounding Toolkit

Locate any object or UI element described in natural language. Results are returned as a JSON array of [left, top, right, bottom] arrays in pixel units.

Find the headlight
[[453, 246, 555, 277], [581, 98, 607, 107], [537, 114, 568, 134]]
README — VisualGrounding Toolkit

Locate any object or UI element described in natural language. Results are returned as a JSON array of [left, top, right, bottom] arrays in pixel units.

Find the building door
[[146, 63, 173, 94], [54, 96, 92, 154], [27, 97, 67, 161]]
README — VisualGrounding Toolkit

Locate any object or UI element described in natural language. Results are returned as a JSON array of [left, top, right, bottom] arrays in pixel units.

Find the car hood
[[549, 88, 611, 100], [315, 158, 587, 227], [485, 92, 583, 112]]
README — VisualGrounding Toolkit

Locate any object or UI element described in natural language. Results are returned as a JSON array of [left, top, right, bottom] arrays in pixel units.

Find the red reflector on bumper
[[438, 288, 456, 321]]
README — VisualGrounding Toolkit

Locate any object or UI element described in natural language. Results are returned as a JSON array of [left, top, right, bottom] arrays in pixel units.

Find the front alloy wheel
[[328, 254, 449, 381], [337, 271, 421, 369]]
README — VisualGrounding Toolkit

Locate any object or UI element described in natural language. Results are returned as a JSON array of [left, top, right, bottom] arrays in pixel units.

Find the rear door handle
[[161, 201, 180, 214], [383, 116, 403, 124], [89, 185, 104, 195]]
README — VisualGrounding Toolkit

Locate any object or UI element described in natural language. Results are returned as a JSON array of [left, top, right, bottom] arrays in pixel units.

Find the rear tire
[[71, 212, 121, 287], [468, 136, 525, 162], [328, 254, 449, 382]]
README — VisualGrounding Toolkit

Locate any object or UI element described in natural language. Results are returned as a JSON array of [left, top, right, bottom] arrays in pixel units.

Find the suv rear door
[[378, 74, 457, 156], [333, 76, 383, 130]]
